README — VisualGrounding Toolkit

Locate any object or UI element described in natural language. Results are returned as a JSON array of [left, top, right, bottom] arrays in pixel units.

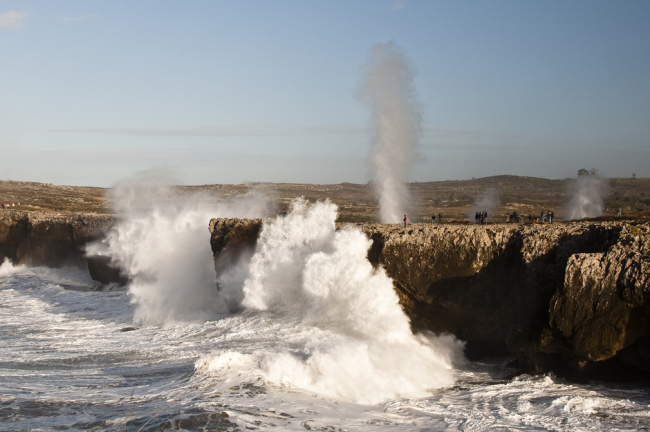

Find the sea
[[2, 191, 650, 432]]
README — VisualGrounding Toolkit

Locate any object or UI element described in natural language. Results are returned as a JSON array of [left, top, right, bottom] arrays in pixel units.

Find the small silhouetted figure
[[541, 211, 546, 223], [431, 215, 436, 224], [438, 212, 442, 223], [548, 211, 553, 224], [617, 207, 622, 217], [403, 215, 407, 228], [528, 214, 532, 222], [484, 211, 488, 224], [475, 212, 479, 224]]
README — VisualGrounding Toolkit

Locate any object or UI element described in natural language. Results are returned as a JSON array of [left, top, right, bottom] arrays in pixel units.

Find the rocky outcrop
[[209, 218, 650, 379], [0, 210, 125, 285], [539, 224, 650, 376]]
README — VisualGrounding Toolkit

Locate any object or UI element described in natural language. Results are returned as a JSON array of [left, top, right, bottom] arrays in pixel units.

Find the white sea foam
[[197, 198, 462, 404], [2, 259, 650, 430]]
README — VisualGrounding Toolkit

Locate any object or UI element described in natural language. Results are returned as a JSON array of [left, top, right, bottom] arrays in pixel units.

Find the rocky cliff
[[0, 210, 124, 285], [209, 218, 650, 379]]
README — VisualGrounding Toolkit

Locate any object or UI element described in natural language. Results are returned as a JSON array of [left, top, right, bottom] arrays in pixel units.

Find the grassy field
[[1, 176, 648, 222]]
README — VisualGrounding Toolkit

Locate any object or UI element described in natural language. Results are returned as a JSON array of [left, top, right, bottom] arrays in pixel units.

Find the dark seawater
[[2, 262, 650, 431]]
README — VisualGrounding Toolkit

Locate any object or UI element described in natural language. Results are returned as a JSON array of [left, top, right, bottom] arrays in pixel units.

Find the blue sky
[[1, 1, 649, 186]]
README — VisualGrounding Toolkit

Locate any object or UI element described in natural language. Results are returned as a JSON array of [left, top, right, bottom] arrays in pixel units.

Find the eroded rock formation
[[209, 218, 650, 379], [0, 210, 124, 285]]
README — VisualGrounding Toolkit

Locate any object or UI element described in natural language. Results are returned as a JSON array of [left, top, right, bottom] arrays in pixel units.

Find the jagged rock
[[209, 217, 263, 259], [208, 218, 263, 312], [87, 254, 128, 286], [543, 224, 650, 374], [0, 210, 124, 285], [208, 217, 262, 278], [209, 217, 650, 378]]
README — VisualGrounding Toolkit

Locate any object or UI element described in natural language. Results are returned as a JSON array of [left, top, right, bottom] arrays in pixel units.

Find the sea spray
[[197, 199, 462, 403], [566, 173, 607, 220], [86, 170, 273, 325], [359, 41, 421, 223], [467, 187, 500, 222]]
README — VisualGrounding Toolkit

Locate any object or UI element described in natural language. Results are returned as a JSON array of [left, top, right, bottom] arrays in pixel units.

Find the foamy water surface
[[2, 262, 650, 431]]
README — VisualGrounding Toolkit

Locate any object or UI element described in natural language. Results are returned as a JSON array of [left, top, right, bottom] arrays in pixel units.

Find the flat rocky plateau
[[2, 175, 649, 221]]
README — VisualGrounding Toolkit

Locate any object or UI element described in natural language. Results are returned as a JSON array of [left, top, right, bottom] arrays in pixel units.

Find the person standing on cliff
[[438, 212, 442, 223], [431, 214, 436, 224], [403, 215, 407, 228]]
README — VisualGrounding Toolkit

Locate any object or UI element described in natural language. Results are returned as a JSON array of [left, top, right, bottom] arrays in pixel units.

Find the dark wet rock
[[144, 411, 233, 431], [209, 217, 650, 379], [119, 327, 139, 332], [208, 217, 262, 312], [209, 217, 262, 259], [87, 254, 128, 286], [0, 210, 125, 285]]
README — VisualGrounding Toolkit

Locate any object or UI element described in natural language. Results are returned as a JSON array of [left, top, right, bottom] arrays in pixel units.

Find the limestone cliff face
[[543, 224, 650, 374], [209, 218, 650, 378], [0, 210, 123, 285]]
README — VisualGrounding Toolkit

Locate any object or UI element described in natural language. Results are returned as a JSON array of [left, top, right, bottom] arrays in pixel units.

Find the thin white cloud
[[61, 13, 99, 22], [392, 1, 406, 11], [0, 11, 28, 31]]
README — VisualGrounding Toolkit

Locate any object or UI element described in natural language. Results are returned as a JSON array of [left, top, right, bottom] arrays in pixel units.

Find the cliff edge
[[209, 218, 650, 379], [0, 210, 123, 285]]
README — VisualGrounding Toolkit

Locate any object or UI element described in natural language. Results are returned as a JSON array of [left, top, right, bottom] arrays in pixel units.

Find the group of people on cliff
[[2, 202, 16, 209], [403, 208, 560, 226], [540, 210, 554, 223], [507, 212, 520, 223], [475, 211, 488, 224], [432, 213, 442, 224], [518, 211, 554, 223]]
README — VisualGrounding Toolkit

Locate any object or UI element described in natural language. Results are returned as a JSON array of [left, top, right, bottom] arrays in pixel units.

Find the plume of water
[[198, 198, 463, 403], [566, 174, 607, 220], [86, 170, 274, 325], [467, 187, 500, 222], [359, 41, 421, 223]]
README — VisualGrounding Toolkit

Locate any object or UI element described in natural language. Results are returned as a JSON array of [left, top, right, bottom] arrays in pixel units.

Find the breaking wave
[[197, 199, 463, 403]]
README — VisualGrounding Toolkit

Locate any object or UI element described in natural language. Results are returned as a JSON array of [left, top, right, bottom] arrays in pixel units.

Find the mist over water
[[86, 170, 273, 325], [359, 41, 421, 223], [566, 174, 607, 220]]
